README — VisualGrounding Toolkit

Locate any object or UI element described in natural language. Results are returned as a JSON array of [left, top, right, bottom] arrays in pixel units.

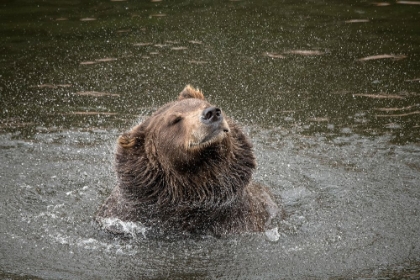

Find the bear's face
[[118, 86, 232, 170], [151, 98, 230, 150]]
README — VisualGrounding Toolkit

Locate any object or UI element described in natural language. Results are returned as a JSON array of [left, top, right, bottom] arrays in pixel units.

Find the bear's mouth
[[188, 122, 230, 149]]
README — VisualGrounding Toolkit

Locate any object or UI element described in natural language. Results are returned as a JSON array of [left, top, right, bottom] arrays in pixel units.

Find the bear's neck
[[118, 140, 256, 210]]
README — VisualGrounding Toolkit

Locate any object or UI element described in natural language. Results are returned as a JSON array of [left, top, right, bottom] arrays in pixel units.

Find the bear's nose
[[202, 106, 222, 123]]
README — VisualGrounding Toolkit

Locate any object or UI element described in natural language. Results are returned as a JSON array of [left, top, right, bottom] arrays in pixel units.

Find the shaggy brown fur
[[96, 85, 278, 236]]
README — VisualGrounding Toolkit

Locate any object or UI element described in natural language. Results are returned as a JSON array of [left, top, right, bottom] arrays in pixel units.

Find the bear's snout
[[201, 106, 230, 133], [202, 106, 222, 124]]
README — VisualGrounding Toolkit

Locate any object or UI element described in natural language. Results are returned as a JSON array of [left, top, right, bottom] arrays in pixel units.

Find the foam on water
[[97, 217, 148, 238], [264, 227, 280, 242]]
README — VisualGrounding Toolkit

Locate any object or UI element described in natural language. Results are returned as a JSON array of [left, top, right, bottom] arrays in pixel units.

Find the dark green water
[[1, 0, 419, 279], [1, 0, 419, 142]]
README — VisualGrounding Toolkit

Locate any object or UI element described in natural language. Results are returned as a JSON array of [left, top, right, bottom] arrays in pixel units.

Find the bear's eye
[[169, 116, 183, 126]]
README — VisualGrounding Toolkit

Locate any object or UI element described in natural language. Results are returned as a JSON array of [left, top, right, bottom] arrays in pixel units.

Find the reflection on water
[[1, 0, 419, 279]]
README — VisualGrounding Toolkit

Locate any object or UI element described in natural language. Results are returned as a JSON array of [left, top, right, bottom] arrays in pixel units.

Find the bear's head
[[115, 85, 256, 207]]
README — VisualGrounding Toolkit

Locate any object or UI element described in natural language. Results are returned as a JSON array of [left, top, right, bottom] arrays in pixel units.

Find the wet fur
[[96, 85, 278, 236]]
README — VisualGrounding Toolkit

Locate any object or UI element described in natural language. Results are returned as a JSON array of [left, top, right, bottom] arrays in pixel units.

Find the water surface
[[1, 0, 419, 279]]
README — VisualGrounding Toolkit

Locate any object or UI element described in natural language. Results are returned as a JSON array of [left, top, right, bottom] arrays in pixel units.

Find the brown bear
[[96, 85, 278, 236]]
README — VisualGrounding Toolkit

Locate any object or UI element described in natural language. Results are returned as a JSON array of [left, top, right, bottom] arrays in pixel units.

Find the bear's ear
[[178, 85, 205, 100], [118, 132, 137, 149], [118, 124, 147, 149]]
